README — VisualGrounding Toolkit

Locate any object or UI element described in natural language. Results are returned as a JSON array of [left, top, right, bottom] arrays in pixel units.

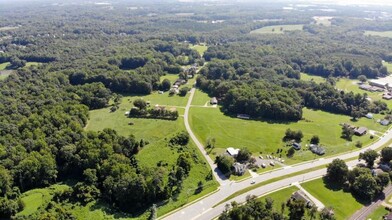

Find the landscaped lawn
[[300, 72, 326, 84], [250, 25, 304, 34], [191, 88, 214, 106], [301, 178, 364, 220], [365, 31, 392, 38], [189, 90, 387, 164], [366, 205, 389, 220]]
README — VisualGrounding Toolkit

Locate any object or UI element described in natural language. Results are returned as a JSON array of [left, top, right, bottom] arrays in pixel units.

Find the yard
[[250, 25, 304, 34], [301, 178, 364, 219], [189, 90, 387, 164], [366, 205, 389, 220]]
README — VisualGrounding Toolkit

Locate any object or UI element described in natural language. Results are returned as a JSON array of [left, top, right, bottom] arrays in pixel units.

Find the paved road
[[349, 185, 392, 220], [167, 85, 392, 220], [184, 87, 229, 185]]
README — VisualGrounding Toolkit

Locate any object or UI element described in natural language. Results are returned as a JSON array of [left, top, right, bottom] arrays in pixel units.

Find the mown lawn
[[300, 72, 326, 84], [258, 186, 299, 215], [366, 205, 389, 220], [191, 88, 214, 106], [301, 178, 364, 220], [250, 25, 304, 34], [189, 91, 386, 164], [365, 31, 392, 38]]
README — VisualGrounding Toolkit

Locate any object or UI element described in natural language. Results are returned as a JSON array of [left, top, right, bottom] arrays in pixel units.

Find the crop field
[[250, 25, 304, 34], [189, 90, 387, 164], [365, 31, 392, 38], [301, 178, 364, 220]]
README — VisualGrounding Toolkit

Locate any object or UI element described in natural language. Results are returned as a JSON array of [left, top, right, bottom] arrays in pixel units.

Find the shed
[[354, 127, 367, 136], [383, 94, 392, 100], [232, 162, 246, 176], [381, 119, 390, 126], [227, 147, 240, 156], [210, 97, 218, 105], [365, 113, 373, 119], [292, 142, 301, 150]]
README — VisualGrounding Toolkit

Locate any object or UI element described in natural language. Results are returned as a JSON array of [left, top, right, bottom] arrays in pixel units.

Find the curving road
[[163, 86, 392, 220]]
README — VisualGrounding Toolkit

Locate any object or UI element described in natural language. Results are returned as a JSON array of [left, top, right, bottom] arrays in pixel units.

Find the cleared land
[[301, 178, 364, 219], [365, 31, 392, 38], [190, 44, 208, 56], [383, 61, 392, 73], [250, 25, 304, 34], [300, 72, 325, 84], [0, 26, 19, 31], [313, 16, 333, 26], [189, 90, 386, 164], [17, 184, 70, 217]]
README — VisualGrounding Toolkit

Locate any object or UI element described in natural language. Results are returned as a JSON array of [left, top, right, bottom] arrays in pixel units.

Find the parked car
[[261, 163, 266, 168], [270, 161, 275, 166], [251, 180, 256, 184]]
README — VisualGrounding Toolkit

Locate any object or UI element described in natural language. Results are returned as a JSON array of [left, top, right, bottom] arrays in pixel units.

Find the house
[[227, 147, 240, 156], [124, 111, 130, 116], [232, 162, 246, 176], [365, 113, 373, 119], [381, 119, 390, 126], [291, 190, 314, 207], [292, 142, 301, 150], [359, 84, 373, 91], [210, 97, 218, 105], [354, 127, 367, 136], [309, 144, 325, 155], [237, 114, 250, 119]]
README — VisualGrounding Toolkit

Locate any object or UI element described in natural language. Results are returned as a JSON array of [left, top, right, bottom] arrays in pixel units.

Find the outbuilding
[[292, 142, 301, 150], [227, 147, 240, 156], [210, 97, 218, 105], [354, 127, 367, 136]]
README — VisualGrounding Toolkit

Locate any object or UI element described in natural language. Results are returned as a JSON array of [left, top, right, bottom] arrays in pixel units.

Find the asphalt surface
[[164, 86, 392, 220]]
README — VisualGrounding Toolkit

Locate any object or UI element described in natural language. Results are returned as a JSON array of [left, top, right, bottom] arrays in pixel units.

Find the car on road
[[251, 180, 256, 184], [259, 155, 263, 159]]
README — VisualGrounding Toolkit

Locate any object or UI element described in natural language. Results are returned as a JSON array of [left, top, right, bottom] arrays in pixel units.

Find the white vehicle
[[259, 155, 263, 159], [270, 161, 275, 166], [251, 180, 256, 184], [261, 163, 266, 168]]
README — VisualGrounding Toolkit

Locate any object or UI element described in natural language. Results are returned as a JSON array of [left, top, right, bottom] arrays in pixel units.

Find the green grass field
[[17, 184, 70, 217], [258, 186, 299, 214], [366, 205, 389, 220], [190, 44, 208, 56], [301, 178, 364, 219], [189, 90, 386, 164], [25, 62, 42, 67], [300, 73, 326, 84], [0, 62, 10, 70], [313, 16, 332, 26], [250, 25, 304, 34], [365, 31, 392, 38], [383, 61, 392, 73]]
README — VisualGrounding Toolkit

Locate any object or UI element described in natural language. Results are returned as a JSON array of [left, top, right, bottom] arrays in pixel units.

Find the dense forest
[[1, 0, 392, 218]]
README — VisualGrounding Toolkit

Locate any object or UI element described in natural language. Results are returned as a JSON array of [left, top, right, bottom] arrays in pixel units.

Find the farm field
[[189, 90, 387, 164], [250, 25, 304, 34], [365, 31, 392, 38], [301, 178, 364, 220], [300, 72, 326, 84]]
